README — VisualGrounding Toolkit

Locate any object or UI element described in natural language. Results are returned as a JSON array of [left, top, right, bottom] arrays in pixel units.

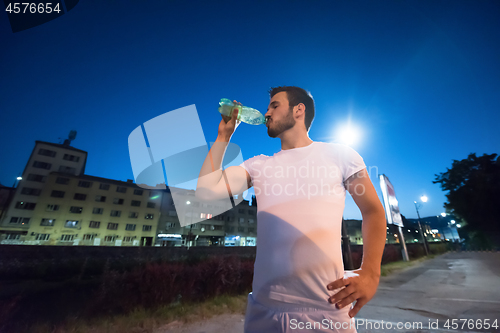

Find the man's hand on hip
[[326, 268, 380, 318]]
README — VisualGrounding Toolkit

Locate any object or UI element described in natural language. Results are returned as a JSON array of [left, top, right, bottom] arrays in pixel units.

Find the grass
[[27, 293, 249, 333], [14, 255, 439, 333], [380, 254, 436, 276]]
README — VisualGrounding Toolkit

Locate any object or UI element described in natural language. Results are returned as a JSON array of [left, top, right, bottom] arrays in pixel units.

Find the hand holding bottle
[[217, 100, 241, 142]]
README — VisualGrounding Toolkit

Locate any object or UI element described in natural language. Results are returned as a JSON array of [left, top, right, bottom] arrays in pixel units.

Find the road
[[155, 252, 500, 333]]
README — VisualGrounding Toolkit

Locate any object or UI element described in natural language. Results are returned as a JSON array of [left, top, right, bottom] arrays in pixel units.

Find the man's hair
[[269, 86, 315, 131]]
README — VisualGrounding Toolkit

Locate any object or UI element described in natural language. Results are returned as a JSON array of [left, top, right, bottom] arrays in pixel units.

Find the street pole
[[341, 217, 354, 270], [414, 201, 429, 256]]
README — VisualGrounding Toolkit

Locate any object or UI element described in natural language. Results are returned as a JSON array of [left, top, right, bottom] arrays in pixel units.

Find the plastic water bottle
[[218, 98, 267, 125]]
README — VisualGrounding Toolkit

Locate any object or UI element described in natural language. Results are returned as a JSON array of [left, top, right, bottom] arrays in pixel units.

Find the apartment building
[[155, 189, 257, 247], [0, 140, 88, 241], [1, 138, 259, 247]]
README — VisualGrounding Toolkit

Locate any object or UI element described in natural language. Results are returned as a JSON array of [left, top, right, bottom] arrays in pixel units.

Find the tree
[[433, 153, 500, 248]]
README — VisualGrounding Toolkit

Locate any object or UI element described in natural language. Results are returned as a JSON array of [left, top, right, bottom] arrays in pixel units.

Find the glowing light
[[451, 220, 455, 224], [457, 224, 461, 228], [420, 195, 428, 202], [150, 195, 160, 200], [186, 201, 191, 204], [441, 213, 446, 217], [337, 122, 362, 146], [17, 176, 22, 180]]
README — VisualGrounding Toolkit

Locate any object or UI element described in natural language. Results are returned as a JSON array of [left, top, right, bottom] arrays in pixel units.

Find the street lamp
[[414, 196, 429, 256], [186, 200, 195, 249], [12, 174, 22, 188]]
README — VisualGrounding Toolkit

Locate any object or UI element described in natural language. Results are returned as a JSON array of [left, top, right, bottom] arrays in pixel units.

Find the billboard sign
[[379, 174, 404, 227]]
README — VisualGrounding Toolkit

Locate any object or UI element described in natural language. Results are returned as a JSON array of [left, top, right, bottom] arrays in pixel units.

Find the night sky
[[1, 0, 499, 220]]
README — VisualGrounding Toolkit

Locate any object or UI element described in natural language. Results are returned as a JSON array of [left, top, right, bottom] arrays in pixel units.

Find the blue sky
[[1, 0, 499, 219]]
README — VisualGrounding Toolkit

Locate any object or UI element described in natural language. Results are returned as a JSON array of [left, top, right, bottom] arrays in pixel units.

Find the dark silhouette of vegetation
[[433, 153, 500, 249]]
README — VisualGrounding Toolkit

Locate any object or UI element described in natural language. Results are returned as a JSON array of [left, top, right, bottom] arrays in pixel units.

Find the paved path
[[155, 252, 500, 332]]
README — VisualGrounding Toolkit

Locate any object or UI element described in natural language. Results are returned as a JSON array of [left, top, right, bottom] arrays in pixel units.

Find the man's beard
[[267, 110, 295, 138]]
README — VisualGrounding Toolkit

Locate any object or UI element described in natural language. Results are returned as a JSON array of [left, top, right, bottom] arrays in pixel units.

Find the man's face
[[265, 91, 296, 138]]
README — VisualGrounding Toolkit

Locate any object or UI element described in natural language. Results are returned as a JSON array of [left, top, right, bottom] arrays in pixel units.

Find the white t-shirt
[[240, 141, 366, 311]]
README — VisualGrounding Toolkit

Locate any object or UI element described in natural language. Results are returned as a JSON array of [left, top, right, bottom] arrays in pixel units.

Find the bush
[[85, 255, 254, 318]]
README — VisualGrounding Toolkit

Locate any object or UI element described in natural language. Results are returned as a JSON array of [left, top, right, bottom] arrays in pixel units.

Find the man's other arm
[[327, 168, 386, 317]]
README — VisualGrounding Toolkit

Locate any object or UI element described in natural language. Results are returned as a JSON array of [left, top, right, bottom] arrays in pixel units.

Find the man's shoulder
[[241, 154, 271, 167]]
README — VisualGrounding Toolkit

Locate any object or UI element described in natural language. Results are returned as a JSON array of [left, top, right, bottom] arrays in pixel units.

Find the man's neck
[[279, 129, 313, 150]]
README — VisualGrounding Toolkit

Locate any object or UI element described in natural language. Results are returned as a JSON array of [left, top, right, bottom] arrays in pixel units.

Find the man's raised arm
[[196, 107, 251, 201]]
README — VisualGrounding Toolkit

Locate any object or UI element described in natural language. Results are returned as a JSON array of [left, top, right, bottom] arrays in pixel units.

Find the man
[[196, 86, 386, 332]]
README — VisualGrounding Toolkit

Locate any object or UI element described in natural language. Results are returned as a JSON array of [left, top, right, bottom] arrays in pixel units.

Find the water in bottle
[[218, 98, 267, 125]]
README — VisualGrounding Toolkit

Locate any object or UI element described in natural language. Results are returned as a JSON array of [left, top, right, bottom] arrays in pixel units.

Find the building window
[[99, 183, 110, 190], [61, 234, 75, 242], [9, 217, 30, 225], [133, 189, 143, 195], [107, 223, 119, 230], [35, 234, 50, 241], [226, 216, 234, 222], [123, 236, 134, 242], [92, 207, 103, 214], [248, 218, 255, 224], [248, 210, 255, 215], [131, 200, 141, 207], [213, 225, 223, 230], [168, 210, 177, 216], [149, 191, 160, 198], [238, 227, 245, 232], [38, 148, 56, 157], [239, 217, 245, 223], [145, 213, 154, 219], [89, 221, 101, 228], [78, 180, 92, 188], [40, 218, 55, 226], [27, 174, 45, 182], [6, 233, 21, 240], [166, 222, 176, 228], [46, 204, 59, 211], [143, 225, 152, 232], [110, 210, 121, 217], [32, 161, 51, 170], [248, 227, 255, 233], [15, 201, 36, 210], [73, 193, 87, 201], [227, 226, 234, 232], [83, 234, 95, 241], [50, 190, 65, 198], [64, 220, 79, 228], [104, 235, 117, 242], [95, 195, 106, 202], [113, 198, 124, 205], [116, 186, 127, 193], [21, 187, 41, 196], [63, 154, 80, 162], [147, 202, 156, 209], [238, 209, 245, 214], [69, 206, 83, 214], [59, 166, 76, 174], [125, 224, 136, 231], [55, 177, 70, 185], [129, 212, 138, 218]]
